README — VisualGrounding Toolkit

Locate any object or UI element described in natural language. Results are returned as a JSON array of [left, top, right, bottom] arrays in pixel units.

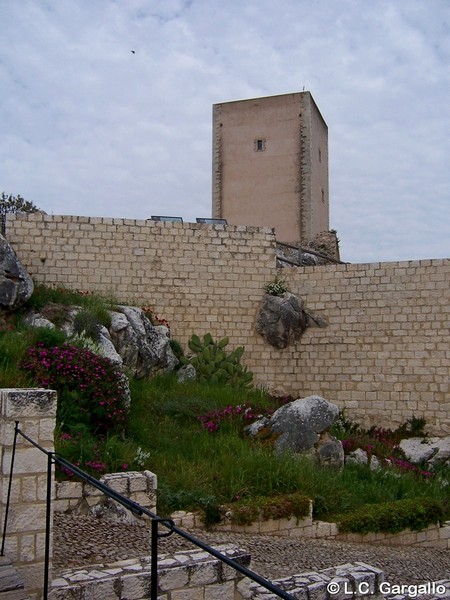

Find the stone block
[[425, 527, 440, 542], [121, 573, 149, 599], [128, 474, 148, 493], [132, 491, 153, 507], [158, 566, 189, 592], [9, 505, 47, 533], [55, 481, 83, 500], [3, 448, 47, 476], [180, 513, 196, 529], [171, 586, 205, 599], [259, 519, 279, 534], [204, 581, 235, 599], [316, 522, 333, 538], [83, 484, 102, 498], [243, 522, 261, 534], [188, 561, 218, 586]]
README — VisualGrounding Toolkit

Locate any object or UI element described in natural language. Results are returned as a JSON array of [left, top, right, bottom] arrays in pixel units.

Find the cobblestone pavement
[[53, 514, 449, 586]]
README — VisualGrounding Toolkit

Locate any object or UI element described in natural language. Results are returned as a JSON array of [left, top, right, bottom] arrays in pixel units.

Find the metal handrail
[[2, 422, 296, 600]]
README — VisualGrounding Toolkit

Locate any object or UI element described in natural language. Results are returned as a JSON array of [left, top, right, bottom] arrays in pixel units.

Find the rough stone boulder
[[23, 303, 178, 379], [0, 234, 33, 311], [256, 292, 327, 349], [399, 436, 450, 466], [256, 293, 307, 349], [109, 306, 178, 378], [249, 395, 343, 466]]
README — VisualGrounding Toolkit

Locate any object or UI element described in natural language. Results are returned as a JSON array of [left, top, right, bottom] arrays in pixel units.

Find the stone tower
[[212, 91, 329, 244]]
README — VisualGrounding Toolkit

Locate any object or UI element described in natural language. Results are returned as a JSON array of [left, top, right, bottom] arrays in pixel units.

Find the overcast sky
[[1, 0, 449, 263]]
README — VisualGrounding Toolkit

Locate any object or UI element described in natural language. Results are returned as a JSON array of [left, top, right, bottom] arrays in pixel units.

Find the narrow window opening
[[254, 139, 266, 152], [319, 149, 322, 162]]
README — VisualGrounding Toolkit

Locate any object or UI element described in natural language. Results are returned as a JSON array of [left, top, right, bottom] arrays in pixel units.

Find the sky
[[1, 0, 449, 264]]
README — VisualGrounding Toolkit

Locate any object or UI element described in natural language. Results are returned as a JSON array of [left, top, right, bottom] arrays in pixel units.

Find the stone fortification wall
[[279, 261, 450, 434], [6, 213, 450, 434]]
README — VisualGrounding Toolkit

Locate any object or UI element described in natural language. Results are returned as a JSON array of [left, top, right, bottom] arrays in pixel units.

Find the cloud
[[0, 0, 449, 262]]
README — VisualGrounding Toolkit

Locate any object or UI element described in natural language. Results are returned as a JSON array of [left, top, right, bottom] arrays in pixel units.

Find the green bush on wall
[[337, 497, 445, 534], [229, 492, 311, 526]]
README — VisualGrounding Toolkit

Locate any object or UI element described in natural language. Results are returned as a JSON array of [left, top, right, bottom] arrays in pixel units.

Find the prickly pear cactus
[[180, 334, 253, 389]]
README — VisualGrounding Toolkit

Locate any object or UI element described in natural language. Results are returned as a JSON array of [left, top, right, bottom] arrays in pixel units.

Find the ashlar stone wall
[[0, 388, 57, 599], [6, 213, 450, 434]]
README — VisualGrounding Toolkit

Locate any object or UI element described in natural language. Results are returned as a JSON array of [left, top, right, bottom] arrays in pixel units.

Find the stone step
[[0, 557, 24, 596]]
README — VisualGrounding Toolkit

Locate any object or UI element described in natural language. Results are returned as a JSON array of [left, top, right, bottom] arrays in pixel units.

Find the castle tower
[[212, 91, 329, 244]]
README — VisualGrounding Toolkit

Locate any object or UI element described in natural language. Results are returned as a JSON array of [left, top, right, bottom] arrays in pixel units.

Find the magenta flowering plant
[[197, 395, 294, 435], [21, 343, 128, 436], [387, 456, 434, 478], [197, 403, 265, 433]]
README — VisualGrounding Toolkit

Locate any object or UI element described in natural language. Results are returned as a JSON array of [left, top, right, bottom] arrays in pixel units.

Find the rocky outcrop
[[0, 234, 33, 311], [399, 436, 450, 467], [109, 306, 178, 378], [256, 293, 307, 349], [23, 304, 178, 379], [248, 395, 344, 467], [346, 448, 381, 470], [256, 292, 327, 349]]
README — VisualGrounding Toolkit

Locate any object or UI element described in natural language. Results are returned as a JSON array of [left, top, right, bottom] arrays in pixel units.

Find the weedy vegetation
[[1, 284, 449, 532]]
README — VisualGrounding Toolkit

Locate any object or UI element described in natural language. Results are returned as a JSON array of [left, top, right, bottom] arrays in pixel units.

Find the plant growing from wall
[[264, 276, 289, 296], [227, 492, 311, 526], [336, 497, 444, 534], [180, 333, 253, 389]]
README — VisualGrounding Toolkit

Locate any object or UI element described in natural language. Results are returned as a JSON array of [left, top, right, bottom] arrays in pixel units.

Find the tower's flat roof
[[214, 91, 327, 128]]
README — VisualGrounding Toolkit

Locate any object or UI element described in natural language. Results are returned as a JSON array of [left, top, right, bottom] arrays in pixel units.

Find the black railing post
[[1, 421, 20, 556], [43, 452, 53, 600], [151, 518, 158, 600], [8, 430, 295, 599], [150, 518, 175, 599]]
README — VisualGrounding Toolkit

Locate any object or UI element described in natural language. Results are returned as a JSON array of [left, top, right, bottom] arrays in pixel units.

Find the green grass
[[1, 283, 449, 531], [26, 283, 118, 313], [0, 328, 34, 387], [127, 376, 450, 521]]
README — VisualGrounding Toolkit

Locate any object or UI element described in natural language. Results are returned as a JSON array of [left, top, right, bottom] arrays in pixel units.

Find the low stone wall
[[334, 521, 450, 550], [237, 562, 387, 600], [0, 388, 57, 600], [54, 471, 157, 519], [49, 544, 251, 600], [171, 511, 450, 550]]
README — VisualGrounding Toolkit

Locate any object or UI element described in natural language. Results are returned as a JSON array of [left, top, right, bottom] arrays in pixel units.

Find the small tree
[[1, 192, 41, 235]]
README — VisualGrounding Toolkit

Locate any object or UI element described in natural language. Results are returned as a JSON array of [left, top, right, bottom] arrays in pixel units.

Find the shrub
[[28, 326, 67, 348], [168, 339, 184, 362], [25, 284, 86, 311], [337, 497, 444, 534], [180, 333, 253, 389], [229, 493, 311, 526], [55, 430, 139, 478], [0, 328, 34, 387], [21, 344, 128, 436], [68, 332, 102, 354], [73, 306, 111, 341]]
